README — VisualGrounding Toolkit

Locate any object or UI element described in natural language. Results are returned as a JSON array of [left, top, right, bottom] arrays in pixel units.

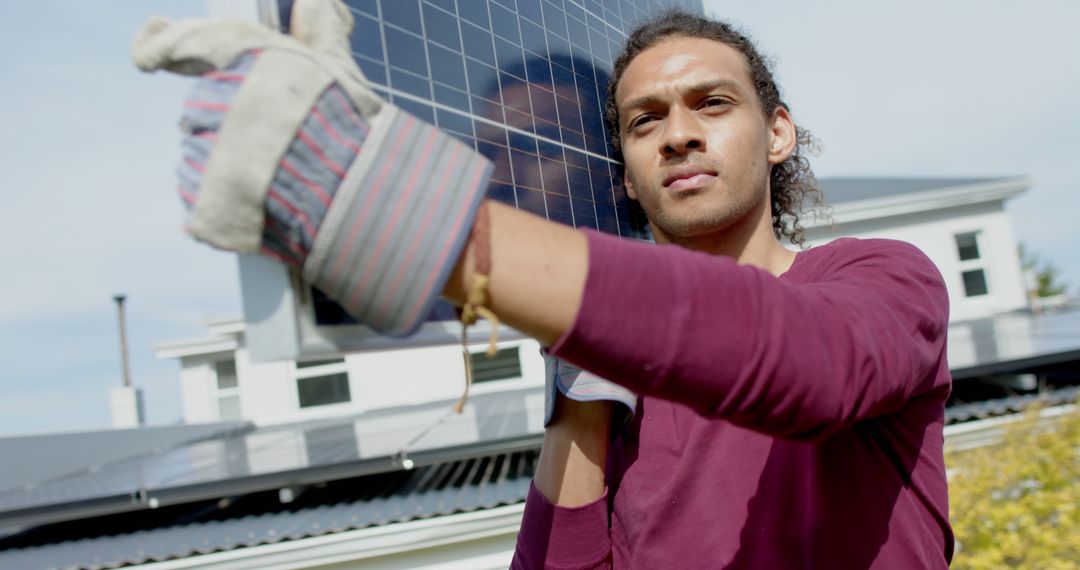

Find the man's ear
[[767, 106, 797, 165], [623, 173, 638, 200]]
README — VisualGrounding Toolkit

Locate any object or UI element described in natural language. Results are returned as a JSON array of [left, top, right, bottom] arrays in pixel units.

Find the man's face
[[615, 36, 790, 243]]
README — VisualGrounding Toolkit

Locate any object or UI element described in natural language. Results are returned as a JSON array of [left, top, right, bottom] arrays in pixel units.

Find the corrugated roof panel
[[946, 385, 1079, 424]]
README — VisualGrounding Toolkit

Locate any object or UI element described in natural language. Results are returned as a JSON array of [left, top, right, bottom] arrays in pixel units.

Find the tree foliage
[[1019, 244, 1069, 298], [946, 403, 1080, 568]]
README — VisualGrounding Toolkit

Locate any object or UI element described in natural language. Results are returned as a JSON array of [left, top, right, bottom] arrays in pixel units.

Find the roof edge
[[153, 336, 240, 360], [805, 176, 1031, 228], [107, 503, 526, 570]]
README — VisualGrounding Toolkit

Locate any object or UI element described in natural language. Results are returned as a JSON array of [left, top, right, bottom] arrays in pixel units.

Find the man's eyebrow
[[620, 79, 742, 114]]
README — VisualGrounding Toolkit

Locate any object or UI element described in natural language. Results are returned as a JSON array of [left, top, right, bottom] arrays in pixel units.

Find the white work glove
[[543, 350, 637, 427], [133, 0, 492, 336]]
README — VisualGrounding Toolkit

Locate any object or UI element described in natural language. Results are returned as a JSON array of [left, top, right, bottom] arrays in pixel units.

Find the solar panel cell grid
[[302, 0, 704, 324]]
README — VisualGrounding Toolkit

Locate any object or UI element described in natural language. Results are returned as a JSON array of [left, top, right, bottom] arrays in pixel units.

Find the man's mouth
[[663, 168, 717, 192]]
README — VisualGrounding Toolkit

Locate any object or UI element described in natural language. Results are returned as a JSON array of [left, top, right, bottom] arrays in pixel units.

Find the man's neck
[[653, 206, 797, 278]]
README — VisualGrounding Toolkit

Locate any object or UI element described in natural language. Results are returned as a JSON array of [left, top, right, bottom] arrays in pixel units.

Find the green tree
[[946, 402, 1080, 568], [1019, 244, 1069, 298]]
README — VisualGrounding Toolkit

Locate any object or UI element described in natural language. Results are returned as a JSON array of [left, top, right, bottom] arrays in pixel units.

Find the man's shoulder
[[793, 237, 941, 281], [812, 236, 926, 256]]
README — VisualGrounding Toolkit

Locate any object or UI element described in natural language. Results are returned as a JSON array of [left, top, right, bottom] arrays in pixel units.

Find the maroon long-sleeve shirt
[[513, 231, 953, 569]]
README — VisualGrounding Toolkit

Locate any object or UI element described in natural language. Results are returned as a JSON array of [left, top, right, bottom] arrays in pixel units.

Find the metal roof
[[6, 384, 1078, 570], [0, 449, 538, 570], [946, 385, 1079, 424], [817, 177, 1004, 205], [3, 307, 1078, 568]]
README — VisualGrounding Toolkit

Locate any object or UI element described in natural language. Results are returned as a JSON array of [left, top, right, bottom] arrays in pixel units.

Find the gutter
[[129, 503, 525, 570]]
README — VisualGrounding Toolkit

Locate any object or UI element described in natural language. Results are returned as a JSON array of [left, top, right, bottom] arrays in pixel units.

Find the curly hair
[[606, 11, 825, 246]]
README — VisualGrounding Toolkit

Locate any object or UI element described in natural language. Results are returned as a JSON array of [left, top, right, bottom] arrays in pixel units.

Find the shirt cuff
[[513, 481, 611, 569]]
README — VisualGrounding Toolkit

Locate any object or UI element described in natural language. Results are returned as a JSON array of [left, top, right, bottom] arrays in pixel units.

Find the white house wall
[[346, 339, 546, 413], [235, 348, 297, 424], [804, 200, 1028, 322], [179, 339, 545, 426], [178, 358, 219, 424]]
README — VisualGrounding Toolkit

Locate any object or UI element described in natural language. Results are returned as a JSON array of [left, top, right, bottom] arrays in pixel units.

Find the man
[[136, 5, 952, 568], [442, 13, 954, 568]]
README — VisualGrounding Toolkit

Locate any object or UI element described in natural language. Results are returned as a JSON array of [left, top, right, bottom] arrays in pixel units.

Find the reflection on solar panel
[[948, 308, 1080, 378], [300, 0, 703, 325], [350, 0, 696, 234], [0, 387, 544, 529]]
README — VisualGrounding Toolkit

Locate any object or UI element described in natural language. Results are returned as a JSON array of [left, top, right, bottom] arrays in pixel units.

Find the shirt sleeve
[[511, 482, 612, 569], [549, 231, 950, 440]]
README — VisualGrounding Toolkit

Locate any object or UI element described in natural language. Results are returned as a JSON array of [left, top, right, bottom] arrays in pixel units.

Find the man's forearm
[[443, 201, 610, 505], [535, 396, 612, 506]]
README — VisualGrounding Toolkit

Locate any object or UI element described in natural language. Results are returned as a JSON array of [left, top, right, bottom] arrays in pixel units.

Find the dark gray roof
[[0, 448, 538, 570], [818, 177, 1005, 205]]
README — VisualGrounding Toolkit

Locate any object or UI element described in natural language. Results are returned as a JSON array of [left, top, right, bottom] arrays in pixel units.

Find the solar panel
[[239, 0, 705, 358], [0, 387, 545, 529], [947, 308, 1080, 379]]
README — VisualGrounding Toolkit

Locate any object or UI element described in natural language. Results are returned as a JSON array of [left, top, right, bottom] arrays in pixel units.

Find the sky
[[0, 0, 1076, 436]]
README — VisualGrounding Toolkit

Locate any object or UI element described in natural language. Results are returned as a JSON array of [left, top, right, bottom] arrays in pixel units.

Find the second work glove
[[134, 0, 492, 336]]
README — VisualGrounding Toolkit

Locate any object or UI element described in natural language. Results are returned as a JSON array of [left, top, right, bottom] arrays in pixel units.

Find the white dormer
[[804, 177, 1030, 322]]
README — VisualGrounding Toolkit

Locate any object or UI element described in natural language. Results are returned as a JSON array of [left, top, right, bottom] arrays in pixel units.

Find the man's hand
[[134, 0, 492, 336]]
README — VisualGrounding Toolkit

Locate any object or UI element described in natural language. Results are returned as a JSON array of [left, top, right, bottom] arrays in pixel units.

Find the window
[[296, 358, 351, 408], [214, 360, 241, 421], [962, 269, 989, 297], [215, 360, 238, 389], [468, 347, 522, 383], [955, 232, 980, 261], [954, 232, 989, 297]]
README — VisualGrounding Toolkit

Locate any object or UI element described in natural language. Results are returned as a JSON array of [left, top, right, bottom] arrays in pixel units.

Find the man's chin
[[650, 213, 736, 241]]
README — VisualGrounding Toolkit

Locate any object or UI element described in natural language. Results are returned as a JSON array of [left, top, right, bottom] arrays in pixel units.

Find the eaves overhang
[[804, 176, 1030, 228], [153, 336, 240, 360]]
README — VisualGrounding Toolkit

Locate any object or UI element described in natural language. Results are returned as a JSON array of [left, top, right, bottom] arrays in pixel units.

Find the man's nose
[[660, 108, 705, 158]]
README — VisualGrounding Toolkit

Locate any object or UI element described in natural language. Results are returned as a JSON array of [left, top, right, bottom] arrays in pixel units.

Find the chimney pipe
[[113, 294, 132, 387]]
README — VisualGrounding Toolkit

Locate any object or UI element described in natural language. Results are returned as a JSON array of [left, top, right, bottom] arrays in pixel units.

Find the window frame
[[295, 358, 352, 409], [954, 231, 991, 298], [467, 346, 523, 384], [214, 359, 242, 421]]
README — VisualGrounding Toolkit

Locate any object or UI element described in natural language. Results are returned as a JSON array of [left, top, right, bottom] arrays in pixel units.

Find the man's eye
[[701, 97, 730, 109], [629, 115, 654, 129]]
